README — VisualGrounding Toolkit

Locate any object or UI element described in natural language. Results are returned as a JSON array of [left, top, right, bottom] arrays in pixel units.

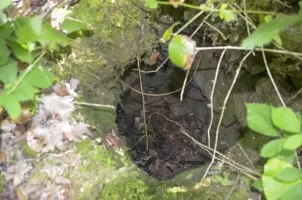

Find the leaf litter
[[0, 78, 93, 200]]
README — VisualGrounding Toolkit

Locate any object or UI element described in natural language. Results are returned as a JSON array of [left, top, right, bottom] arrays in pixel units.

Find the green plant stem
[[6, 51, 46, 95], [156, 1, 281, 16]]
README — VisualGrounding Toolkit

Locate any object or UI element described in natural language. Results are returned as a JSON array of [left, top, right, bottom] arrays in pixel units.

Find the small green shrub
[[0, 0, 91, 119], [246, 104, 302, 200]]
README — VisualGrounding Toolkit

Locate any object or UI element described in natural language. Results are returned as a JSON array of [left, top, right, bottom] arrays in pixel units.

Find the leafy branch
[[0, 0, 92, 119]]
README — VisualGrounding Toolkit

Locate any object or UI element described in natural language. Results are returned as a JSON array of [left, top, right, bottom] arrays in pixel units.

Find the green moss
[[0, 173, 4, 193], [23, 143, 38, 158], [239, 129, 269, 150], [100, 174, 154, 200]]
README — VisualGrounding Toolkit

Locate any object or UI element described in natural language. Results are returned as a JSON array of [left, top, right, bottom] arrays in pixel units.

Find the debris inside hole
[[117, 60, 212, 180]]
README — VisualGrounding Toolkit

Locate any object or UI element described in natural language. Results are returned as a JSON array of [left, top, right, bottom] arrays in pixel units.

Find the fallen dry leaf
[[106, 133, 120, 149], [148, 50, 159, 65], [55, 87, 69, 97], [0, 151, 6, 163]]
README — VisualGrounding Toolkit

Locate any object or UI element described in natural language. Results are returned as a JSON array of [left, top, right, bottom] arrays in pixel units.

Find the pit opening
[[117, 55, 213, 180]]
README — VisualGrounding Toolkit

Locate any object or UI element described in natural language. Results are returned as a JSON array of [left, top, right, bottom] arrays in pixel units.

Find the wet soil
[[117, 62, 212, 179]]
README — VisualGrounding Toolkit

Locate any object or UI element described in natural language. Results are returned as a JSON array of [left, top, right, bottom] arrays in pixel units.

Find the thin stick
[[207, 49, 227, 147], [226, 171, 240, 200], [204, 20, 227, 40], [157, 1, 281, 16], [155, 112, 259, 180], [243, 0, 251, 37], [230, 3, 302, 62], [273, 0, 292, 8], [136, 56, 149, 151], [287, 87, 302, 104], [74, 102, 115, 109], [175, 10, 204, 35], [202, 51, 253, 180], [261, 49, 286, 107], [237, 143, 255, 169], [135, 57, 169, 74], [120, 59, 201, 97], [262, 47, 302, 170], [196, 46, 302, 57], [189, 1, 224, 39], [180, 67, 191, 101]]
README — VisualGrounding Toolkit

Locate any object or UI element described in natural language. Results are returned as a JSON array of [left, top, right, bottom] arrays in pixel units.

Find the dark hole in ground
[[117, 56, 213, 180]]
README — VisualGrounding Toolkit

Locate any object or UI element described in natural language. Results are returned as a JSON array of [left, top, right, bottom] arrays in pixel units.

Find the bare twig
[[155, 112, 259, 180], [175, 10, 204, 35], [202, 51, 253, 180], [207, 49, 227, 147], [196, 46, 302, 57], [135, 57, 169, 74], [237, 143, 255, 169], [230, 3, 302, 62], [120, 58, 200, 97], [225, 171, 240, 200], [261, 49, 286, 107], [287, 87, 302, 104], [136, 56, 149, 151], [74, 102, 115, 109], [204, 20, 227, 40], [273, 0, 292, 8], [180, 67, 191, 101], [243, 0, 251, 37]]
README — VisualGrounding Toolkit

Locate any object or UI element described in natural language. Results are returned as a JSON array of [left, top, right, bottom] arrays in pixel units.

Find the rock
[[208, 122, 241, 151], [161, 94, 179, 105], [193, 70, 237, 127], [170, 101, 189, 117], [233, 92, 261, 127], [243, 54, 265, 75], [191, 51, 219, 70], [255, 77, 290, 105], [185, 86, 206, 101]]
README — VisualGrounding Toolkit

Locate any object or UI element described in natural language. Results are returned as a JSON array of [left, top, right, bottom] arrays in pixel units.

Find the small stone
[[55, 87, 69, 96], [106, 133, 120, 149], [0, 151, 6, 163]]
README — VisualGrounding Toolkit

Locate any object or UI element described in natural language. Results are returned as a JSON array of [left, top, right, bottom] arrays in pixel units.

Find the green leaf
[[260, 139, 284, 158], [161, 22, 181, 43], [281, 181, 302, 200], [0, 0, 12, 11], [241, 15, 302, 48], [12, 80, 38, 101], [276, 149, 296, 163], [39, 24, 69, 49], [264, 158, 292, 177], [145, 0, 158, 9], [262, 158, 294, 199], [283, 133, 302, 150], [25, 66, 53, 88], [275, 167, 302, 183], [0, 23, 14, 40], [0, 94, 21, 119], [0, 39, 9, 65], [61, 17, 91, 34], [0, 59, 17, 84], [272, 107, 301, 133], [0, 11, 7, 25], [252, 179, 264, 192], [7, 41, 33, 63], [15, 16, 43, 43], [246, 104, 280, 136], [168, 34, 196, 70], [262, 176, 294, 200], [219, 3, 235, 22]]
